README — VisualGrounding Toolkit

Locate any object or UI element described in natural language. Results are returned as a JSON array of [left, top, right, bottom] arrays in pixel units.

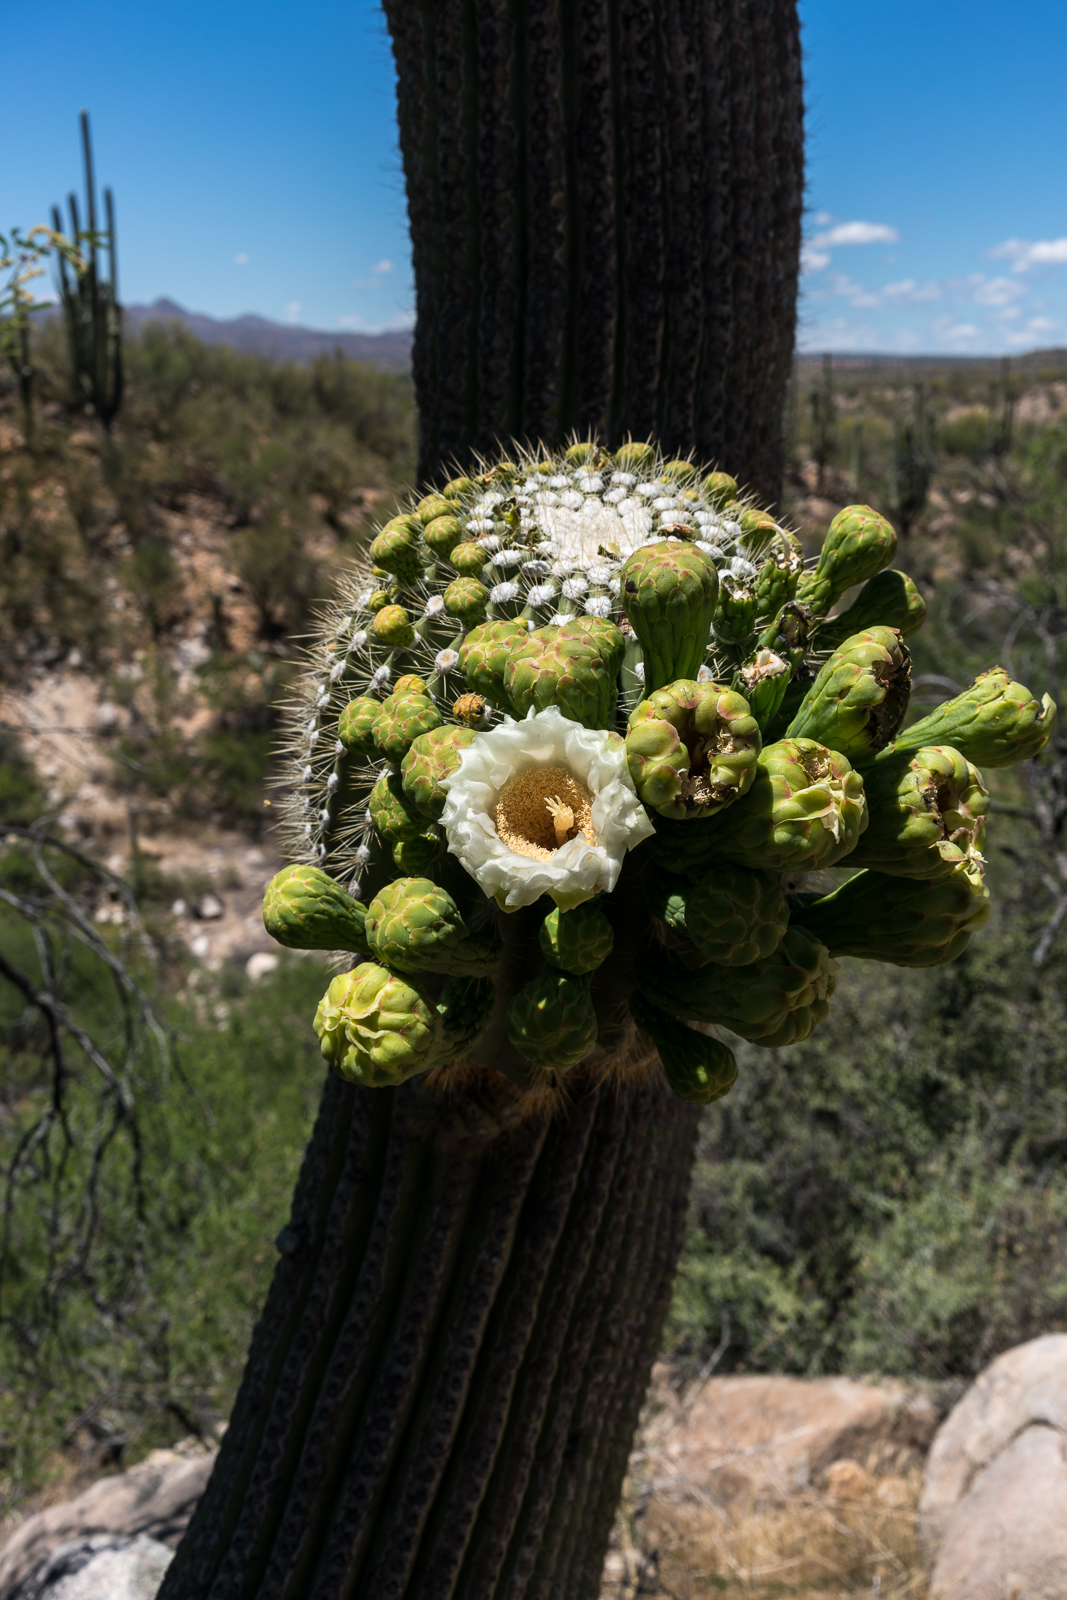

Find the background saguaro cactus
[[51, 110, 123, 433], [160, 4, 805, 1596]]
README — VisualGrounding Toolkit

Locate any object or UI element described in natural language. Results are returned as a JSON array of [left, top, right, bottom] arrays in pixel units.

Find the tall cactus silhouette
[[159, 5, 807, 1597], [51, 111, 123, 433]]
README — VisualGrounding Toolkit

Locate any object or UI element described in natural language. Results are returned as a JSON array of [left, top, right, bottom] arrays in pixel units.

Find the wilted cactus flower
[[439, 704, 654, 910]]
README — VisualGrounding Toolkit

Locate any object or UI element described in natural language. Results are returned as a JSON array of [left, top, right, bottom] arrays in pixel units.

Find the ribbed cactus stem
[[160, 1070, 696, 1600], [384, 0, 803, 503]]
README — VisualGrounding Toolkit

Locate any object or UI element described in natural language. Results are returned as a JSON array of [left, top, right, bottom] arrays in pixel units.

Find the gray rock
[[921, 1333, 1067, 1600], [9, 1534, 172, 1600], [193, 894, 224, 921], [0, 1450, 215, 1599]]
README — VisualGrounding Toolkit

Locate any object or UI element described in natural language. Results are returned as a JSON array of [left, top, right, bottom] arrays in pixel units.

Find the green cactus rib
[[619, 541, 718, 690], [845, 744, 989, 879], [629, 991, 738, 1104], [884, 667, 1057, 768], [625, 679, 761, 819], [785, 626, 911, 763], [795, 504, 897, 617], [792, 859, 990, 966]]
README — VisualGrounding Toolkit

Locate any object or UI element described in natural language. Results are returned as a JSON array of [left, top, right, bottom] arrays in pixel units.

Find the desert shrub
[[670, 899, 1067, 1379]]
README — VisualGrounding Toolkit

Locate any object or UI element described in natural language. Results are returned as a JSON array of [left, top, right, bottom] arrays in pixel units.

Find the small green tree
[[0, 225, 85, 446]]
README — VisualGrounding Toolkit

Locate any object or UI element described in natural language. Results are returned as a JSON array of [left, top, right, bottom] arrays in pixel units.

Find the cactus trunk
[[161, 3, 803, 1596], [160, 1067, 695, 1600], [386, 0, 803, 505]]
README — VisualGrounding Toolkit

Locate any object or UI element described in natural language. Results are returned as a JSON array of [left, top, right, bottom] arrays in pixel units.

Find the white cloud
[[234, 252, 250, 266], [801, 245, 831, 273], [339, 313, 364, 328], [971, 275, 1026, 307], [286, 301, 302, 322], [811, 220, 899, 248], [989, 237, 1067, 273], [882, 279, 941, 302], [372, 258, 394, 274], [813, 211, 834, 226]]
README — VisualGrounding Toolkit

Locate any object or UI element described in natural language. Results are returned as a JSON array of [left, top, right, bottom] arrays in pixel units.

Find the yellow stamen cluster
[[495, 765, 595, 861]]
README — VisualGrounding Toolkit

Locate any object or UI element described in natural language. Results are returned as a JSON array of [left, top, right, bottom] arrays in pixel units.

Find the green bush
[[669, 897, 1067, 1379], [0, 834, 326, 1499]]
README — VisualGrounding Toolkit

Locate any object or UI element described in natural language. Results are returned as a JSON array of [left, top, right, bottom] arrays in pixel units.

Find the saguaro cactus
[[161, 5, 808, 1598], [51, 111, 123, 433]]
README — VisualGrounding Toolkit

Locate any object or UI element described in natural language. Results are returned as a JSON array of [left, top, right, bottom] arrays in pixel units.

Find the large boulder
[[921, 1333, 1067, 1600], [8, 1533, 173, 1600], [0, 1448, 215, 1600], [643, 1369, 941, 1511]]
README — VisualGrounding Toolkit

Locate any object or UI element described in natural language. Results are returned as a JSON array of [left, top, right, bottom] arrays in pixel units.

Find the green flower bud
[[414, 493, 453, 525], [369, 516, 424, 585], [793, 859, 990, 967], [337, 695, 381, 757], [754, 532, 804, 617], [846, 744, 988, 878], [422, 515, 465, 560], [442, 475, 474, 499], [450, 541, 490, 578], [505, 964, 598, 1072], [795, 505, 898, 617], [887, 667, 1056, 768], [786, 626, 911, 762], [539, 901, 614, 974], [314, 963, 444, 1086], [660, 458, 698, 484], [630, 991, 738, 1104], [391, 832, 439, 874], [372, 603, 416, 649], [650, 862, 788, 966], [505, 618, 625, 730], [365, 877, 501, 976], [394, 673, 428, 697], [651, 738, 867, 874], [443, 577, 490, 627], [625, 679, 761, 819], [372, 691, 443, 765], [369, 771, 439, 870], [263, 864, 370, 954], [713, 568, 759, 644], [736, 648, 792, 733], [738, 507, 782, 543], [816, 569, 927, 650], [437, 974, 496, 1059], [620, 541, 719, 691], [702, 471, 738, 509], [565, 440, 601, 468], [458, 618, 530, 710], [401, 724, 479, 819], [613, 441, 656, 474], [639, 926, 838, 1048], [366, 588, 393, 613]]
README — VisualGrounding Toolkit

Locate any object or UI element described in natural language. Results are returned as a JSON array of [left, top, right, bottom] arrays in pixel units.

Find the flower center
[[495, 765, 595, 862]]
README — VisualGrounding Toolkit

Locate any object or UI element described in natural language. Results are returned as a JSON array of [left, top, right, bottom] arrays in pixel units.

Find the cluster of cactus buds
[[261, 443, 1056, 1107]]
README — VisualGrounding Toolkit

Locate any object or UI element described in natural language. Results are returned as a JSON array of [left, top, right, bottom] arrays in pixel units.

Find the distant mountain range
[[122, 298, 413, 370]]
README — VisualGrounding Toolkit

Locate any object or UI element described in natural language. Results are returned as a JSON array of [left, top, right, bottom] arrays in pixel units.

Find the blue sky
[[4, 0, 1067, 353]]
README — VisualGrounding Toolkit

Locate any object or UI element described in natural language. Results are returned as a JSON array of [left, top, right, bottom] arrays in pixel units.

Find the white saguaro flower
[[440, 706, 654, 910]]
